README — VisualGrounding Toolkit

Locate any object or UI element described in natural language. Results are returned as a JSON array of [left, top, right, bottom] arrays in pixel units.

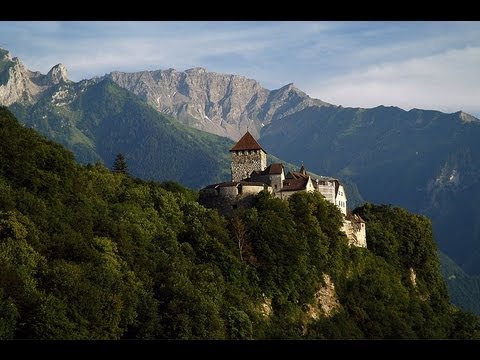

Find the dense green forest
[[0, 107, 479, 339]]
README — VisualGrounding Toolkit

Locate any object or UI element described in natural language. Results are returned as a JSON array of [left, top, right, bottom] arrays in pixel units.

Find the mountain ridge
[[0, 49, 71, 106], [106, 67, 332, 140], [3, 61, 322, 194], [2, 47, 478, 139]]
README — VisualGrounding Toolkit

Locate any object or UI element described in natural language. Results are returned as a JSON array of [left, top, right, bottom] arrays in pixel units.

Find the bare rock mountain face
[[0, 49, 70, 106], [108, 67, 331, 140], [1, 48, 331, 141]]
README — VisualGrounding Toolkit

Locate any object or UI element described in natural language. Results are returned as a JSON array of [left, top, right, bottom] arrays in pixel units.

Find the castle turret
[[230, 131, 267, 182], [299, 164, 307, 175]]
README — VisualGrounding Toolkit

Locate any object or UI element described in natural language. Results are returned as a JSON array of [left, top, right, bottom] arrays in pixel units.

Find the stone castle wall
[[342, 220, 367, 247], [241, 184, 266, 195], [270, 173, 284, 192], [231, 150, 267, 182], [199, 192, 258, 216]]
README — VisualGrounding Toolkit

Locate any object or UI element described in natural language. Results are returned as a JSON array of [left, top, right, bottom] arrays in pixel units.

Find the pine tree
[[113, 153, 128, 174]]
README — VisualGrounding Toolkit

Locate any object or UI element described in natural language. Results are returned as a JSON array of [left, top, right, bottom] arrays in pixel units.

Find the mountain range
[[1, 48, 479, 313], [108, 67, 330, 141]]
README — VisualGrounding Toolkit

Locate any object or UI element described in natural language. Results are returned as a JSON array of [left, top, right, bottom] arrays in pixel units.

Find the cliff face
[[108, 68, 331, 140], [0, 49, 70, 106]]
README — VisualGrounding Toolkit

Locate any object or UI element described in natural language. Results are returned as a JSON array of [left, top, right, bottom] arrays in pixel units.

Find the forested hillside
[[260, 105, 480, 277], [0, 107, 478, 339]]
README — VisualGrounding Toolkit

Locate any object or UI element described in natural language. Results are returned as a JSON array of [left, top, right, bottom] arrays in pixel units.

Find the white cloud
[[0, 21, 339, 83], [307, 46, 480, 118]]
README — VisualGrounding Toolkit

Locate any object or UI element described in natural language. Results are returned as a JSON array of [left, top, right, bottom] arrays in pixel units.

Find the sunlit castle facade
[[200, 131, 366, 247]]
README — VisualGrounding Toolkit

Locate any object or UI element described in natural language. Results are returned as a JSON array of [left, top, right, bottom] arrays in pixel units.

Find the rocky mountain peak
[[0, 51, 36, 105], [0, 48, 12, 61], [0, 49, 70, 106], [185, 67, 207, 74], [458, 111, 479, 123], [107, 67, 332, 140], [275, 82, 309, 97], [47, 63, 69, 84]]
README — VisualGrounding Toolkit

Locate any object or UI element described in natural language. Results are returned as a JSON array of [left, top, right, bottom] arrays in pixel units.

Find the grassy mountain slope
[[440, 251, 480, 315], [1, 106, 478, 339], [9, 79, 233, 189]]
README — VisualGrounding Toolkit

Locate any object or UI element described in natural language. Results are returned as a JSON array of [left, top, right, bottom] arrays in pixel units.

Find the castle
[[199, 131, 366, 247]]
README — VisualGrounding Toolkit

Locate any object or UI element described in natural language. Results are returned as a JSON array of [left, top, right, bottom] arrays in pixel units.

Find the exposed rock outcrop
[[306, 273, 341, 320], [107, 68, 332, 140], [410, 267, 417, 287], [258, 294, 272, 318], [46, 63, 69, 85], [0, 48, 70, 106]]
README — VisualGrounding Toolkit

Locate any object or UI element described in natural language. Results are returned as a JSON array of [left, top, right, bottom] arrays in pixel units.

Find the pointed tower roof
[[230, 131, 266, 153]]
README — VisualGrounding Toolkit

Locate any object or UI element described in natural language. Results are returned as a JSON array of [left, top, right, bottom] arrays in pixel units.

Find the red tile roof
[[265, 163, 284, 175], [230, 131, 266, 152], [216, 181, 240, 188], [281, 177, 309, 191], [286, 171, 309, 180]]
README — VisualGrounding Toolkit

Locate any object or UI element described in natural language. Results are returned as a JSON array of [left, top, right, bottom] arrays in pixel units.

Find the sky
[[1, 21, 479, 118]]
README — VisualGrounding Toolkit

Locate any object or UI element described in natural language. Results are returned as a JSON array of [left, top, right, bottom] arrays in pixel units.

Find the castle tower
[[230, 131, 267, 182]]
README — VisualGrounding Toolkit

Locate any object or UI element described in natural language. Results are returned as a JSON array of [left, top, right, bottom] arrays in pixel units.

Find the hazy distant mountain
[[108, 68, 331, 140], [9, 76, 236, 189]]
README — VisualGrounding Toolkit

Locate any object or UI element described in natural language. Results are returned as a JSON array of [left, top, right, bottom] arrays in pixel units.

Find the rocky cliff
[[108, 67, 332, 140], [0, 49, 70, 107]]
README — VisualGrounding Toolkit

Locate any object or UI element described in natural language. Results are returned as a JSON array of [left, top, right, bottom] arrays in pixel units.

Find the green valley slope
[[9, 78, 233, 189], [440, 251, 480, 315]]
